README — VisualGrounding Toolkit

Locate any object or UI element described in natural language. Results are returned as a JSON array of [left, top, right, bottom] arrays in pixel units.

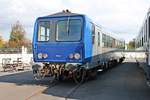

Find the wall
[[0, 54, 33, 71]]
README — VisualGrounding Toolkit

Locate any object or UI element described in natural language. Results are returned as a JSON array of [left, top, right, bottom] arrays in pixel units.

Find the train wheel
[[87, 69, 97, 80], [119, 57, 124, 63], [32, 64, 43, 80], [114, 59, 118, 65], [103, 63, 108, 71], [58, 74, 64, 81], [33, 70, 42, 80], [73, 68, 86, 84], [108, 61, 111, 68]]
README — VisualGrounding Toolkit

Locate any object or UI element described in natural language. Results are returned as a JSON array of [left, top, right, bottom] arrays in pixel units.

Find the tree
[[9, 21, 27, 48], [127, 40, 135, 49], [0, 36, 4, 48]]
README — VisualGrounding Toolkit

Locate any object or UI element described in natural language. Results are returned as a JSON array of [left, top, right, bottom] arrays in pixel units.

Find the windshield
[[56, 19, 82, 41]]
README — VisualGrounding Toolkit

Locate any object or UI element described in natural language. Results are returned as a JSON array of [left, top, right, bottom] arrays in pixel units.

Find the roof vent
[[62, 9, 71, 13], [62, 10, 65, 13]]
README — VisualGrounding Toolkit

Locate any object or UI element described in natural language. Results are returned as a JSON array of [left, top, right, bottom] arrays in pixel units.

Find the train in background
[[32, 10, 125, 83], [135, 8, 150, 82]]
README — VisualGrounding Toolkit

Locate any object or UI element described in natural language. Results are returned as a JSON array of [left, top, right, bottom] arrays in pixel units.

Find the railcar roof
[[44, 10, 83, 17], [37, 10, 124, 42]]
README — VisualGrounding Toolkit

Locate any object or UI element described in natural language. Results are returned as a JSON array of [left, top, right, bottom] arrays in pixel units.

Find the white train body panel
[[89, 24, 125, 68]]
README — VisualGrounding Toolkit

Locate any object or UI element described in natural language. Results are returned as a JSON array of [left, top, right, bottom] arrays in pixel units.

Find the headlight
[[38, 53, 43, 59], [43, 54, 48, 58], [69, 53, 74, 59], [74, 53, 80, 59]]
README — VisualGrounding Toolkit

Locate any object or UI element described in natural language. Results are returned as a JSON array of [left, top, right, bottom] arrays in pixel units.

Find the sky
[[0, 0, 150, 43]]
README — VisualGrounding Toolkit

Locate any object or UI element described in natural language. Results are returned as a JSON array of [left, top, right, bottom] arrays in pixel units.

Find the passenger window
[[109, 37, 113, 47], [106, 35, 109, 47], [102, 34, 106, 47], [98, 32, 100, 46], [142, 37, 143, 46], [38, 21, 50, 41], [145, 23, 147, 42], [143, 28, 145, 43]]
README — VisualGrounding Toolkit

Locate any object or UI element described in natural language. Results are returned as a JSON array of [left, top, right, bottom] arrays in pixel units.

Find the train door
[[97, 29, 102, 54], [92, 23, 98, 56], [92, 25, 100, 66], [148, 15, 150, 66], [97, 31, 100, 54]]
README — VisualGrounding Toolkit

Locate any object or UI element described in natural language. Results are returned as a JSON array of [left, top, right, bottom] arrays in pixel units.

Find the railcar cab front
[[32, 12, 87, 64]]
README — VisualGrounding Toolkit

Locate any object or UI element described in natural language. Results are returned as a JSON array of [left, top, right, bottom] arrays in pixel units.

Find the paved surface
[[0, 59, 150, 100], [0, 70, 30, 77]]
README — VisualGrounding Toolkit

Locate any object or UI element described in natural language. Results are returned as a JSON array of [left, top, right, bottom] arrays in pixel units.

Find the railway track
[[25, 80, 59, 100], [65, 82, 83, 100], [24, 79, 84, 100]]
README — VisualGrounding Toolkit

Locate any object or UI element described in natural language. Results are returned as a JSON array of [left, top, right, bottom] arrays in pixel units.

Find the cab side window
[[91, 23, 95, 44], [38, 21, 50, 41]]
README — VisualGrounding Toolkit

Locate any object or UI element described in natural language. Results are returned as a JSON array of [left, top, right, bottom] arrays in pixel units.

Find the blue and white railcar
[[32, 10, 125, 83]]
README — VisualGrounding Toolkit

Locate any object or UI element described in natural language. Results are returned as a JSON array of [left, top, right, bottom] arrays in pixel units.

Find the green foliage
[[127, 40, 135, 49], [9, 21, 30, 48], [0, 36, 4, 48], [0, 21, 32, 53]]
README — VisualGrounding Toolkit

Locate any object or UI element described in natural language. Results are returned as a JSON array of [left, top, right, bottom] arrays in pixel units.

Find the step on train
[[32, 10, 125, 83]]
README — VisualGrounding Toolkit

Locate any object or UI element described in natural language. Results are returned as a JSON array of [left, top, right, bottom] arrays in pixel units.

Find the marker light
[[74, 53, 80, 59]]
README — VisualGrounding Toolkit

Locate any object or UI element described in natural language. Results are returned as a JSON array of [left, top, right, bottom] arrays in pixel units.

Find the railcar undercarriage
[[32, 57, 125, 83], [32, 63, 87, 83]]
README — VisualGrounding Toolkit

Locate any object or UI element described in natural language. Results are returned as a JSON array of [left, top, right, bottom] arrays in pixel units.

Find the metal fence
[[0, 48, 32, 54]]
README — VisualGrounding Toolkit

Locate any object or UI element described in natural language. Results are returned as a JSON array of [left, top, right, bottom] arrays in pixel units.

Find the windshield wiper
[[67, 17, 70, 36]]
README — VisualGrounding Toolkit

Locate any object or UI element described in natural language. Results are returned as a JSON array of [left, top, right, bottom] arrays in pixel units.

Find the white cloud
[[0, 0, 150, 42], [62, 0, 150, 42]]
